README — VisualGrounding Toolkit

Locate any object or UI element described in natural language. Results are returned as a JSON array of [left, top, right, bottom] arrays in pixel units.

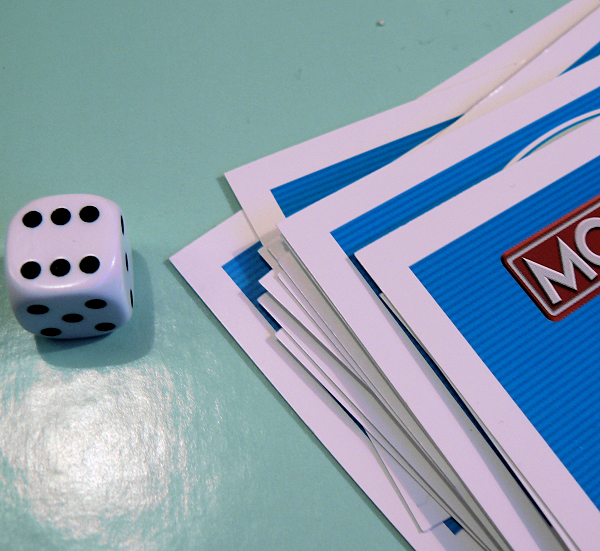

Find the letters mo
[[502, 196, 600, 321]]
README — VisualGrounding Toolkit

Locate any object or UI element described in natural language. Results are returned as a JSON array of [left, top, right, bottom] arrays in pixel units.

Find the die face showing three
[[5, 194, 134, 339]]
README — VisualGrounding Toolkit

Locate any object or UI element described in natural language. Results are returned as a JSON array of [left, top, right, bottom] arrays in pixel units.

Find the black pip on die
[[5, 194, 134, 339]]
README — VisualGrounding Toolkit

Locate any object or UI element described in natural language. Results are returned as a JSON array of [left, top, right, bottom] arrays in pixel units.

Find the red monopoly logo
[[502, 195, 600, 321]]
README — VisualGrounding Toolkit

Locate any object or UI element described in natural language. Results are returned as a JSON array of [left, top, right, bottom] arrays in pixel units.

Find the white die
[[4, 194, 134, 339]]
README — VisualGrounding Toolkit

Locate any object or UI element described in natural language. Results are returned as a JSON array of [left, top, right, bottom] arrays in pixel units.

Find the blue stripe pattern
[[271, 118, 459, 217], [222, 242, 280, 330], [564, 39, 600, 74], [332, 86, 600, 257], [412, 155, 600, 509]]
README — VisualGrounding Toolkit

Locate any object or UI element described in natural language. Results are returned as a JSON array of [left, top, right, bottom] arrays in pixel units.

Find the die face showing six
[[4, 194, 134, 339]]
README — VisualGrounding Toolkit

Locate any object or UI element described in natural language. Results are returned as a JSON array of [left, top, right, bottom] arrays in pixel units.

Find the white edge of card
[[272, 324, 452, 534], [258, 270, 349, 366], [433, 5, 600, 138], [425, 0, 599, 96]]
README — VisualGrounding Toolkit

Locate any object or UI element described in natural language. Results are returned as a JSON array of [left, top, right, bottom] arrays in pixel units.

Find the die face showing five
[[4, 194, 134, 339]]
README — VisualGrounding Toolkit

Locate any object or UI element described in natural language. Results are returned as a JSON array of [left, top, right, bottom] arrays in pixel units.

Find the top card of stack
[[355, 90, 600, 551]]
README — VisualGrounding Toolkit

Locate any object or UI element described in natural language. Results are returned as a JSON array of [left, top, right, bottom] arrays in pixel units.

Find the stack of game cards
[[171, 1, 600, 550]]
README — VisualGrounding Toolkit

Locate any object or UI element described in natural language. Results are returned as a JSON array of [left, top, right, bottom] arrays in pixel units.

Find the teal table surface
[[0, 1, 569, 550]]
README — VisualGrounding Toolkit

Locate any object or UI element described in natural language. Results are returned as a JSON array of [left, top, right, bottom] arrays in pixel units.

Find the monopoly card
[[275, 56, 600, 551], [355, 116, 600, 551]]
